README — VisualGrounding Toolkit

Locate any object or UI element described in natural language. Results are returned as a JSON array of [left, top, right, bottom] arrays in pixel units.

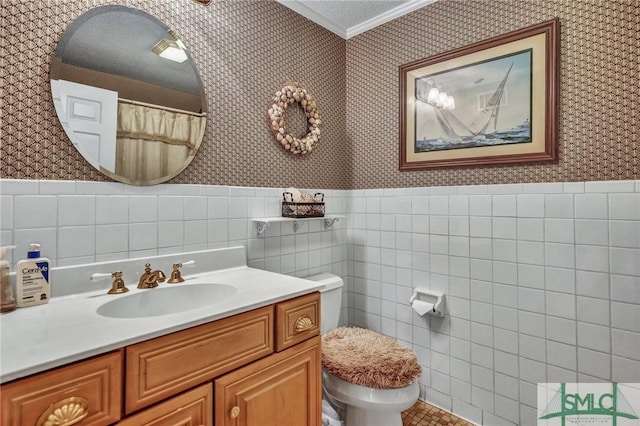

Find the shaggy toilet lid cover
[[322, 326, 421, 389]]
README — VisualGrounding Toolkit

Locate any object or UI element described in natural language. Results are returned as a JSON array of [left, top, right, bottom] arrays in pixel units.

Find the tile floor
[[402, 400, 474, 426]]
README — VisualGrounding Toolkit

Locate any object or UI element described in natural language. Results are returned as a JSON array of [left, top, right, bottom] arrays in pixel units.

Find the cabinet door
[[117, 383, 212, 426], [215, 336, 321, 426]]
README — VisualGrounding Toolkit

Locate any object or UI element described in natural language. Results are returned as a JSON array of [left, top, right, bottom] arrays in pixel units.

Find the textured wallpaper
[[2, 1, 638, 190], [346, 0, 639, 188], [1, 0, 350, 188]]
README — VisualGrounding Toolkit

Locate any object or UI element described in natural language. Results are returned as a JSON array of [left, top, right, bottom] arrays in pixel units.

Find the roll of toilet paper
[[411, 299, 435, 316]]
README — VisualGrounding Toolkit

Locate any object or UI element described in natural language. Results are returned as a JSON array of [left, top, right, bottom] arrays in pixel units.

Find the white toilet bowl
[[306, 273, 420, 426], [323, 370, 419, 426]]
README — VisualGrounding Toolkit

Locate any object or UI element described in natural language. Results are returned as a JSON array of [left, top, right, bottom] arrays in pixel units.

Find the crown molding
[[275, 0, 348, 39], [345, 0, 437, 39], [276, 0, 437, 40]]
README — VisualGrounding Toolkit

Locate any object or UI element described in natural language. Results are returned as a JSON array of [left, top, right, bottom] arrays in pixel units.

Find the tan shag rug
[[322, 326, 422, 389]]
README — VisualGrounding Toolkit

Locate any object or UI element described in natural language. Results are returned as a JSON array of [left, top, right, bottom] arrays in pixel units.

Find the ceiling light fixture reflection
[[427, 87, 440, 105], [167, 29, 187, 50], [152, 39, 188, 63], [416, 79, 456, 110]]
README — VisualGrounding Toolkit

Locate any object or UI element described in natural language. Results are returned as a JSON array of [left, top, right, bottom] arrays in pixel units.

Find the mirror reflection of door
[[51, 80, 118, 172], [50, 5, 207, 185]]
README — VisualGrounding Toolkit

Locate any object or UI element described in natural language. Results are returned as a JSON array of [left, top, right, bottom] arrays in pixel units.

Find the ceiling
[[276, 0, 437, 39], [55, 5, 202, 95]]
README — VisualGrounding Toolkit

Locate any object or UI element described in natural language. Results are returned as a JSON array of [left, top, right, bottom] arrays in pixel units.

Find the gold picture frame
[[399, 19, 559, 170]]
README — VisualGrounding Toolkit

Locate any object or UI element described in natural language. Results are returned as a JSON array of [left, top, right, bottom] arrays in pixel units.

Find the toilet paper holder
[[410, 288, 446, 317]]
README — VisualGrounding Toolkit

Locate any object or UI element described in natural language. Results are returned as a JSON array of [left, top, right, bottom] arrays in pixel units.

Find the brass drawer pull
[[36, 396, 89, 426], [294, 315, 314, 333], [230, 406, 241, 418]]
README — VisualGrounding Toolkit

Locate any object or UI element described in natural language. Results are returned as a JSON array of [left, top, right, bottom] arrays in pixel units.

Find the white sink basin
[[97, 283, 238, 318]]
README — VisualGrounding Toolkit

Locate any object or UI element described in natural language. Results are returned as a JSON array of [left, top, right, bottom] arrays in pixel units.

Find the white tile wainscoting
[[1, 179, 639, 425], [346, 180, 640, 426], [0, 179, 350, 331], [0, 179, 349, 280]]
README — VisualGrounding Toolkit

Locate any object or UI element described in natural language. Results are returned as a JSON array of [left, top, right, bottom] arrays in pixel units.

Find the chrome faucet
[[137, 263, 166, 289]]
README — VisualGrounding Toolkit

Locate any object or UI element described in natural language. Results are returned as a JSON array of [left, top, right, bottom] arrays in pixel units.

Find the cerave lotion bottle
[[16, 243, 50, 308]]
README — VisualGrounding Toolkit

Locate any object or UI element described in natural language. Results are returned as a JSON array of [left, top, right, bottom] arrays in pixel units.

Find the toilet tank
[[306, 273, 343, 334]]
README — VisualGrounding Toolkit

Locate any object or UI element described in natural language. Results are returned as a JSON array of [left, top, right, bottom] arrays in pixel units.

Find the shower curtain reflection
[[115, 101, 206, 185]]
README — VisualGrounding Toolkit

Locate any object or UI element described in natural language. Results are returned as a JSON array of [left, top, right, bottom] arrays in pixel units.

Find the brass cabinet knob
[[36, 396, 89, 426], [230, 406, 240, 418], [294, 315, 314, 333]]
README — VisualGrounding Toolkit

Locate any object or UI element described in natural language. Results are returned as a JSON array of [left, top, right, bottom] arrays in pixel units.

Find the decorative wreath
[[268, 83, 320, 155]]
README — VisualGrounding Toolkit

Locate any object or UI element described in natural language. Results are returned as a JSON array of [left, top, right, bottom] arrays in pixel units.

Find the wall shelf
[[252, 215, 343, 235]]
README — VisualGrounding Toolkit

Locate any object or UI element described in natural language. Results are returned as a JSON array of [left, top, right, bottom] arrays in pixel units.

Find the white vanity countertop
[[0, 265, 323, 384]]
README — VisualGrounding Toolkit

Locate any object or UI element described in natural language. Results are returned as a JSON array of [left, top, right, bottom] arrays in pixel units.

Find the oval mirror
[[50, 5, 207, 185]]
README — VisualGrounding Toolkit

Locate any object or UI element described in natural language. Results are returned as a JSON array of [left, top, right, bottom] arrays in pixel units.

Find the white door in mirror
[[51, 79, 118, 172]]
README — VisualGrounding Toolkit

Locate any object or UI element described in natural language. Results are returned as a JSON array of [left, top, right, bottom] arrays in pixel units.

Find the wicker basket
[[282, 192, 325, 218]]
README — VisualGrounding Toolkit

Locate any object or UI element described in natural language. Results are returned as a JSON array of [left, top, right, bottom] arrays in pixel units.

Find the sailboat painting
[[399, 19, 558, 170], [414, 50, 532, 153]]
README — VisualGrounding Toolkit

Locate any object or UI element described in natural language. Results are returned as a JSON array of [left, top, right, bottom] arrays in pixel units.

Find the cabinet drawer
[[117, 383, 212, 426], [126, 305, 273, 414], [0, 350, 123, 426], [275, 292, 320, 351]]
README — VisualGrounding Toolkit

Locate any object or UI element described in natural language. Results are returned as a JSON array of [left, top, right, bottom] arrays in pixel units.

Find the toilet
[[307, 273, 421, 426]]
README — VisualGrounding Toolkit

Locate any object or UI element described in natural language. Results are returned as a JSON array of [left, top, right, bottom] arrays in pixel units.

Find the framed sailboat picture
[[399, 19, 558, 170]]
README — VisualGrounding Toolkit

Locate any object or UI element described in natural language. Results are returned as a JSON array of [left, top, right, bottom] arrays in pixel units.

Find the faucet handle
[[167, 260, 196, 284], [91, 272, 113, 281], [107, 271, 129, 294], [91, 271, 129, 295]]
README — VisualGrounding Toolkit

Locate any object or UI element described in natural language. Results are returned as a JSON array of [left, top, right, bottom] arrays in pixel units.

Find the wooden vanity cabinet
[[0, 291, 320, 426]]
